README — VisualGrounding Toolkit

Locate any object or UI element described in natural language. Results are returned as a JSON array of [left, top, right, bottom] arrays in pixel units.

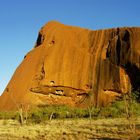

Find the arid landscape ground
[[0, 118, 140, 140]]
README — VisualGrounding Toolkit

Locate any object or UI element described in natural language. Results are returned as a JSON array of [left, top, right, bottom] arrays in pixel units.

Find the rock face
[[0, 21, 140, 110]]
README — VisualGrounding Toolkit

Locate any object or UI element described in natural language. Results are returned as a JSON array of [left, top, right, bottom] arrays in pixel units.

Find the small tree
[[123, 88, 138, 136], [18, 104, 24, 125], [7, 89, 30, 125], [86, 89, 94, 124]]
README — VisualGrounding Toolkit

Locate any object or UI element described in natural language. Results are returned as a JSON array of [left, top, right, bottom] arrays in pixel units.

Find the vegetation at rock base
[[0, 91, 140, 123], [0, 91, 140, 139]]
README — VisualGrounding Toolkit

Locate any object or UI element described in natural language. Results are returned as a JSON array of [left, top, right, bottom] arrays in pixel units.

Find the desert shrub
[[70, 108, 88, 118], [27, 97, 140, 123], [88, 107, 101, 118], [98, 99, 140, 118], [29, 110, 43, 123], [99, 106, 122, 118], [127, 99, 140, 116], [27, 105, 69, 123], [98, 101, 128, 118], [0, 111, 19, 120], [53, 105, 70, 118], [1, 91, 140, 124], [28, 107, 48, 123], [27, 105, 94, 123], [131, 90, 140, 101]]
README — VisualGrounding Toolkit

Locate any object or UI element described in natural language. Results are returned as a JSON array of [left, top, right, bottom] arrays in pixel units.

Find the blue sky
[[0, 0, 140, 95]]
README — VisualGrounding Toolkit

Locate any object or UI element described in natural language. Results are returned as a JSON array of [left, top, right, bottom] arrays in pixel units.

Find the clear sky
[[0, 0, 140, 95]]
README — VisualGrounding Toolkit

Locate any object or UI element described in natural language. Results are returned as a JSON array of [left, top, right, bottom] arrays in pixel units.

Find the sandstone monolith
[[0, 21, 140, 110]]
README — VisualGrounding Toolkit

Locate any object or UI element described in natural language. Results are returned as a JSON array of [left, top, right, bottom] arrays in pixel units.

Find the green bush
[[0, 111, 19, 120], [98, 99, 140, 118], [0, 92, 140, 124], [26, 105, 93, 123]]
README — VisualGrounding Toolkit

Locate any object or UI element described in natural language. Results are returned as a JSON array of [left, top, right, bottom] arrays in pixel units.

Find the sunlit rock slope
[[0, 21, 140, 110]]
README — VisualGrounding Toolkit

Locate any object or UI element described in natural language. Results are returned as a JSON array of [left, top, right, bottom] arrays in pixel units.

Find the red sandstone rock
[[0, 21, 140, 110]]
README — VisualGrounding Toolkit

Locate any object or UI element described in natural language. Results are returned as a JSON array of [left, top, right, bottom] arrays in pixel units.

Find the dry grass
[[0, 118, 140, 140]]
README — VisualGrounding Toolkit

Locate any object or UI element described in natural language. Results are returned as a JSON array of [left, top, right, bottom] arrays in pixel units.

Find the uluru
[[0, 21, 140, 110]]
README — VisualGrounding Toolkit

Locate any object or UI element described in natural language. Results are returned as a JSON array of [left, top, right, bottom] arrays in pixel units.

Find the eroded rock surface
[[0, 21, 140, 110]]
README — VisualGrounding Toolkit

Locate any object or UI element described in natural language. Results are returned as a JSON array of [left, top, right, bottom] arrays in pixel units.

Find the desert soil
[[0, 118, 140, 140]]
